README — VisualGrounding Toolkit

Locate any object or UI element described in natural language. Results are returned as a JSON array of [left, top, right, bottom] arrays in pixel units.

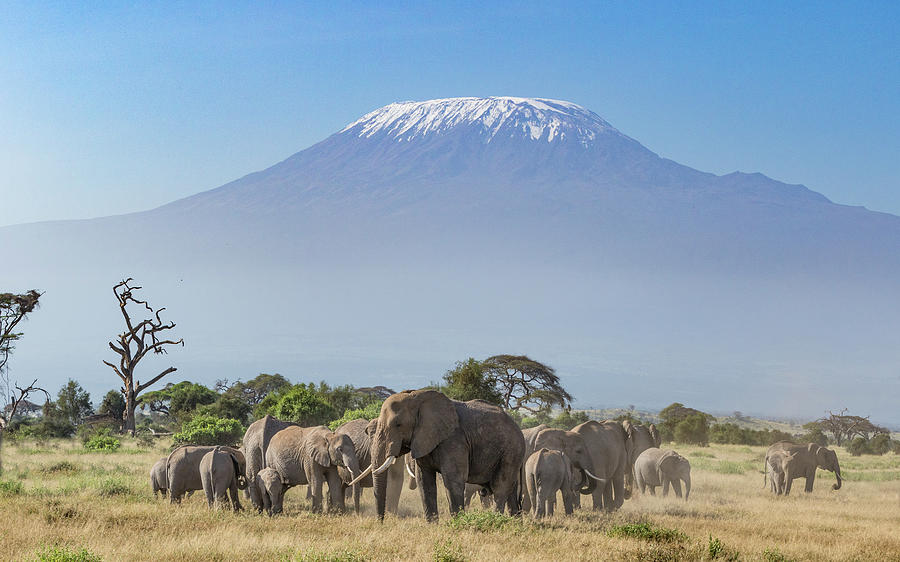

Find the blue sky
[[1, 1, 897, 227]]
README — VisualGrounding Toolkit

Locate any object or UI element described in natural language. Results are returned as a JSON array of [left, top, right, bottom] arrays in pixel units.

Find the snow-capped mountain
[[3, 97, 900, 422]]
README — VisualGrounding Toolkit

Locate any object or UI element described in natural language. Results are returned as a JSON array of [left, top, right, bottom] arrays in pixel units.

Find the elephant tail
[[762, 454, 768, 489]]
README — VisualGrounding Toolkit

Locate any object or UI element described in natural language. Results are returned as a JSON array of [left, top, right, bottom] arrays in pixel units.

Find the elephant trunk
[[832, 469, 842, 490]]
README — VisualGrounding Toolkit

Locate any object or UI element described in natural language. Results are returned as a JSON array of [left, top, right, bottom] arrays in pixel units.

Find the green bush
[[32, 545, 102, 562], [847, 437, 871, 456], [606, 521, 687, 543], [709, 423, 794, 446], [673, 414, 710, 446], [0, 479, 25, 496], [447, 511, 520, 532], [173, 415, 244, 446], [433, 539, 466, 562], [328, 401, 383, 430], [83, 429, 121, 452]]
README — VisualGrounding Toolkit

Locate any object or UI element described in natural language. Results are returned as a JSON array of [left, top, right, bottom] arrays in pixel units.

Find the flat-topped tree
[[103, 278, 183, 434]]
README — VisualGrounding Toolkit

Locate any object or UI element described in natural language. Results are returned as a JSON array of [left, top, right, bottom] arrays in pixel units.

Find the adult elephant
[[623, 420, 661, 494], [354, 390, 525, 521], [765, 442, 842, 494], [166, 445, 247, 504], [242, 415, 298, 512], [533, 428, 605, 494], [572, 420, 632, 511], [334, 418, 406, 514], [266, 425, 360, 513]]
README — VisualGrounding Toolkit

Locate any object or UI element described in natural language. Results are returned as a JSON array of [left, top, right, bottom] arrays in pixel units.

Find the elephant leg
[[648, 485, 656, 496], [547, 491, 555, 517], [418, 468, 439, 522], [526, 473, 538, 517], [662, 478, 670, 497], [326, 469, 345, 514], [248, 474, 263, 512], [562, 489, 574, 515], [443, 475, 466, 516], [784, 473, 793, 496], [670, 479, 682, 499], [535, 486, 546, 519], [591, 485, 605, 512], [611, 472, 625, 510], [805, 470, 815, 493], [230, 479, 243, 511], [386, 464, 403, 515], [310, 474, 324, 513]]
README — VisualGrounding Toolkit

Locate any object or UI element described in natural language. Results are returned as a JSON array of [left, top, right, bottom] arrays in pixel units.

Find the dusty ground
[[1, 438, 898, 561]]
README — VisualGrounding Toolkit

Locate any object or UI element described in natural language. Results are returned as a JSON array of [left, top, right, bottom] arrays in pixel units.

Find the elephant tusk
[[584, 468, 607, 484], [372, 455, 397, 476], [348, 464, 373, 486], [406, 461, 416, 480]]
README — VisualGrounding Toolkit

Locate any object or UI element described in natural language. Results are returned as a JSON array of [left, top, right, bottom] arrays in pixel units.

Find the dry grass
[[1, 439, 899, 561]]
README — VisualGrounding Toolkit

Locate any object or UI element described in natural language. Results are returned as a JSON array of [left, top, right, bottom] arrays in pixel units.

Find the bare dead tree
[[0, 379, 49, 474], [102, 278, 183, 435]]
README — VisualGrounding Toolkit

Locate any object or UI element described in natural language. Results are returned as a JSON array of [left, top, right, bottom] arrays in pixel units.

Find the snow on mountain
[[340, 96, 620, 145], [3, 96, 900, 423]]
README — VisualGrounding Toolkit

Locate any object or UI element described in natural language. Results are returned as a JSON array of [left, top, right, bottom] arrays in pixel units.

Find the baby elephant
[[634, 448, 691, 501], [255, 467, 284, 515], [525, 448, 577, 518], [199, 447, 248, 510], [150, 457, 168, 498], [764, 450, 797, 495]]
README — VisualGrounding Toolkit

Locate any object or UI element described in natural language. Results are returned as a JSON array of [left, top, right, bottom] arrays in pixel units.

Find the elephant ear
[[410, 390, 459, 459], [807, 443, 820, 455], [622, 420, 635, 441], [365, 418, 379, 437], [230, 452, 249, 490], [649, 424, 661, 447], [658, 452, 680, 474], [310, 435, 332, 467]]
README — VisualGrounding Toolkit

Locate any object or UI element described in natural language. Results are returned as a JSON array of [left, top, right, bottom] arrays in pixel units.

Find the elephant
[[525, 448, 577, 518], [519, 424, 549, 512], [199, 446, 248, 510], [533, 427, 604, 496], [403, 452, 489, 508], [572, 420, 633, 511], [623, 420, 661, 494], [166, 445, 247, 505], [765, 442, 842, 495], [255, 467, 284, 515], [334, 418, 406, 514], [355, 390, 525, 521], [241, 415, 299, 512], [266, 425, 360, 513], [764, 450, 796, 495], [150, 457, 168, 498], [634, 448, 691, 500]]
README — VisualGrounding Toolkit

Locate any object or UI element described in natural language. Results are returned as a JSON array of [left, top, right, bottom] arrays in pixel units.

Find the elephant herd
[[150, 389, 844, 519]]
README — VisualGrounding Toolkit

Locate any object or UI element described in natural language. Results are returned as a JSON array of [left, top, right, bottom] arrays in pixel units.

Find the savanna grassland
[[1, 439, 899, 561]]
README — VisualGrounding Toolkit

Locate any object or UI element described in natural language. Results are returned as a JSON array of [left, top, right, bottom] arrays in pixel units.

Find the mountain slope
[[3, 97, 899, 422]]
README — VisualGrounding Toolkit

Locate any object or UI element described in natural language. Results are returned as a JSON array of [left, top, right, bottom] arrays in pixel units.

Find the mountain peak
[[339, 96, 620, 146]]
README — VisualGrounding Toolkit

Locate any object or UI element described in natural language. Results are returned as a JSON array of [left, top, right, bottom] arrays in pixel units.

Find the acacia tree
[[102, 279, 183, 434], [804, 409, 889, 446], [482, 355, 572, 413], [0, 290, 47, 473]]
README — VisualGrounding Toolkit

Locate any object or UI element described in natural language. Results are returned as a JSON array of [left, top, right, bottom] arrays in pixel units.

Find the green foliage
[[173, 415, 244, 446], [97, 390, 125, 423], [762, 547, 793, 562], [256, 381, 380, 426], [659, 403, 713, 445], [0, 478, 24, 496], [447, 510, 520, 532], [32, 545, 103, 562], [40, 461, 78, 474], [196, 393, 252, 424], [54, 380, 94, 427], [709, 423, 793, 446], [224, 373, 292, 407], [328, 401, 383, 430], [847, 436, 873, 456], [869, 433, 895, 455], [432, 539, 466, 562], [34, 401, 76, 438], [482, 354, 572, 413], [799, 426, 829, 446], [707, 535, 739, 561], [83, 428, 121, 451], [606, 521, 687, 543], [259, 385, 336, 426], [441, 358, 503, 405], [139, 381, 217, 422]]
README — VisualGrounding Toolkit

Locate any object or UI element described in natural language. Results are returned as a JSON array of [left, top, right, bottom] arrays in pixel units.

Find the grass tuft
[[283, 548, 367, 562], [32, 544, 102, 562], [0, 479, 25, 496], [433, 538, 466, 562], [447, 511, 520, 532], [40, 461, 79, 474], [607, 521, 687, 543]]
